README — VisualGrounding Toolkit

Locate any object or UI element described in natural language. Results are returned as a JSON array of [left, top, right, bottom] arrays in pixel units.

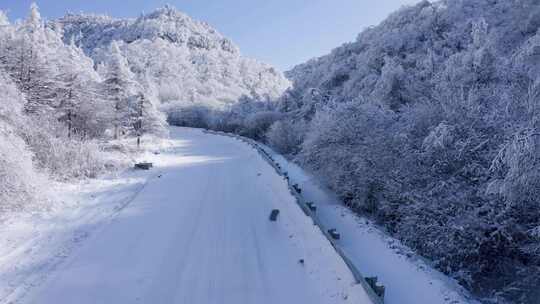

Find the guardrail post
[[366, 277, 386, 301], [269, 209, 280, 221], [328, 228, 341, 240]]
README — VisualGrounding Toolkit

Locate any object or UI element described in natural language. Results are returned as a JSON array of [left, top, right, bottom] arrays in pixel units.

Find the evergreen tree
[[102, 41, 137, 139]]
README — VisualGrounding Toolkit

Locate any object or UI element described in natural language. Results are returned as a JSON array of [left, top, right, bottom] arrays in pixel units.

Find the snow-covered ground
[[262, 145, 481, 304], [0, 127, 372, 304]]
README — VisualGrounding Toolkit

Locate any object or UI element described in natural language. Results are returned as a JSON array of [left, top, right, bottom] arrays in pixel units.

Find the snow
[[260, 145, 482, 304], [0, 127, 372, 304]]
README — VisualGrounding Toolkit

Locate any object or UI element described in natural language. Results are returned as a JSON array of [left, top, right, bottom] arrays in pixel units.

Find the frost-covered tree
[[266, 118, 305, 155], [100, 41, 168, 140], [54, 42, 110, 138], [0, 70, 40, 212], [101, 41, 139, 139]]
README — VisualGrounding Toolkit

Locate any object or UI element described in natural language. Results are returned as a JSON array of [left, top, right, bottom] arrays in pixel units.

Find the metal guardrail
[[203, 129, 385, 304]]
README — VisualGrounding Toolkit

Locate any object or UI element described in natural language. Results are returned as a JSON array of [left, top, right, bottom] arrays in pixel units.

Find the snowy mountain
[[57, 6, 290, 111]]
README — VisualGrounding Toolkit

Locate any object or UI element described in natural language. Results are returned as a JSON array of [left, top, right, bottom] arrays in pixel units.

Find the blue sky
[[1, 0, 418, 71]]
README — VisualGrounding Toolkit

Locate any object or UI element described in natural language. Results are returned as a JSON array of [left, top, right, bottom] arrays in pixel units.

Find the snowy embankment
[[259, 144, 481, 304], [0, 127, 372, 304]]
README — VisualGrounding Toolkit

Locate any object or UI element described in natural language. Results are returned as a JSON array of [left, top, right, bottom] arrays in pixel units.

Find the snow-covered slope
[[285, 0, 540, 109], [57, 6, 290, 110]]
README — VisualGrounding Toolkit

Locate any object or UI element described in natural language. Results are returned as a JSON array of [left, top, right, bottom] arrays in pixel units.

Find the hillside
[[279, 1, 540, 303], [285, 0, 540, 108], [57, 6, 290, 111]]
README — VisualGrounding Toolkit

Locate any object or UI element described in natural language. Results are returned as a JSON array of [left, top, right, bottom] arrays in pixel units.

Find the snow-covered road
[[7, 127, 371, 304]]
